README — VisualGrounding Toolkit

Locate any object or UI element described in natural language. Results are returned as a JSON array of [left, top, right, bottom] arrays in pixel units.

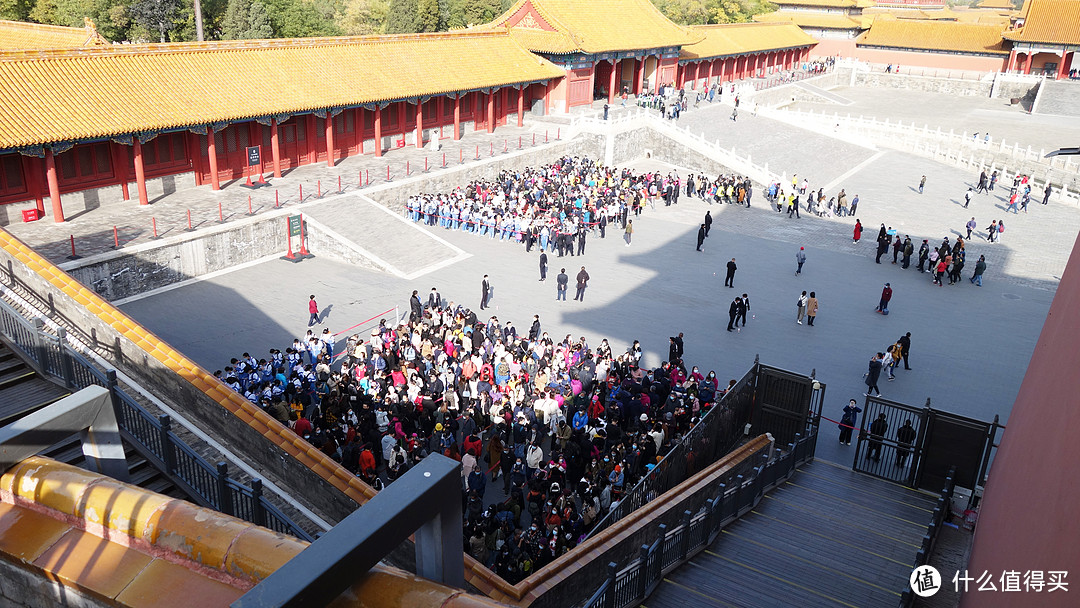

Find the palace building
[[1004, 0, 1079, 77]]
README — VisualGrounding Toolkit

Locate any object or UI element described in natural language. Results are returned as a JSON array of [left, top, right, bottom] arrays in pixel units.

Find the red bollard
[[425, 157, 428, 172], [69, 235, 75, 258], [460, 149, 464, 163], [299, 184, 303, 202], [218, 202, 224, 223], [406, 160, 410, 176], [365, 169, 369, 186], [317, 180, 321, 198], [557, 128, 560, 140], [533, 133, 536, 146], [338, 175, 342, 193], [284, 216, 296, 260], [387, 165, 390, 181], [475, 145, 479, 160], [504, 139, 507, 153], [490, 142, 494, 156], [359, 169, 363, 188], [247, 195, 253, 216], [545, 130, 549, 143], [152, 217, 158, 238], [443, 152, 446, 168], [519, 136, 522, 149], [187, 210, 193, 231], [113, 226, 119, 248], [275, 190, 280, 208], [298, 214, 310, 256]]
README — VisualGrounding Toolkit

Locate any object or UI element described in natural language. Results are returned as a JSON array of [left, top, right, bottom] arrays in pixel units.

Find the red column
[[453, 96, 461, 140], [715, 59, 722, 83], [109, 142, 130, 200], [608, 60, 618, 105], [270, 118, 282, 178], [415, 101, 423, 149], [207, 132, 220, 191], [1057, 52, 1070, 80], [517, 87, 525, 127], [374, 107, 382, 157], [306, 114, 317, 163], [325, 114, 335, 167], [1022, 53, 1032, 74], [356, 109, 364, 154], [635, 58, 644, 95], [27, 156, 45, 214], [1007, 51, 1017, 72], [44, 150, 63, 223], [487, 90, 495, 133], [133, 139, 148, 206]]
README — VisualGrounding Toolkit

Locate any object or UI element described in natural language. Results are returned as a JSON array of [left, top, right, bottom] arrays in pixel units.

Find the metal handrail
[[0, 295, 314, 542]]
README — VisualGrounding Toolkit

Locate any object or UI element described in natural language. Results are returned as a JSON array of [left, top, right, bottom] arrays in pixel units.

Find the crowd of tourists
[[217, 294, 739, 583]]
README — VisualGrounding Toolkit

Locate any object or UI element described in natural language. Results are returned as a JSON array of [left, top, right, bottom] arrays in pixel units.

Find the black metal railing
[[582, 430, 818, 608], [0, 296, 315, 542], [585, 365, 758, 539], [899, 466, 956, 607]]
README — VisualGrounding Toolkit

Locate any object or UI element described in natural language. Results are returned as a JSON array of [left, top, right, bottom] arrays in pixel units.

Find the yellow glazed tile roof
[[1004, 0, 1080, 44], [680, 23, 817, 60], [0, 30, 564, 149], [0, 19, 107, 50], [770, 0, 874, 7], [753, 11, 871, 29], [977, 0, 1016, 8], [490, 0, 703, 54], [858, 18, 1010, 54]]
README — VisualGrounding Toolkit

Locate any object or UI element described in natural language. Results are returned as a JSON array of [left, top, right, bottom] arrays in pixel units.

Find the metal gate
[[917, 411, 997, 492], [852, 396, 927, 486], [753, 364, 818, 446]]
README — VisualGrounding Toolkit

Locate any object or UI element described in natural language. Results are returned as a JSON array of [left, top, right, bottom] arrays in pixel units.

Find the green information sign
[[289, 215, 302, 237]]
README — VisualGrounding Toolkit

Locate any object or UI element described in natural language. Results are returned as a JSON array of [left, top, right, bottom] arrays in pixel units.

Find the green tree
[[656, 0, 710, 24], [460, 0, 496, 26], [222, 0, 272, 38], [416, 0, 438, 31], [340, 0, 388, 34], [130, 0, 183, 41], [0, 0, 33, 20], [384, 0, 416, 32]]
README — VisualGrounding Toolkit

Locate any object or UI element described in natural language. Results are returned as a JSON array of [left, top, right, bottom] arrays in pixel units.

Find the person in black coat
[[704, 211, 712, 237], [727, 296, 741, 331], [539, 252, 548, 281], [867, 412, 889, 461], [696, 224, 706, 251], [897, 332, 911, 370], [895, 420, 917, 466], [556, 268, 568, 301], [598, 213, 607, 238], [864, 353, 883, 396], [725, 258, 737, 287], [529, 315, 541, 341], [480, 275, 491, 310], [409, 290, 423, 322]]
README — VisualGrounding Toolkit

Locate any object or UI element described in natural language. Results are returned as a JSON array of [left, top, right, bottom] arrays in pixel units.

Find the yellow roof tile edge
[[0, 458, 275, 589], [0, 229, 379, 507]]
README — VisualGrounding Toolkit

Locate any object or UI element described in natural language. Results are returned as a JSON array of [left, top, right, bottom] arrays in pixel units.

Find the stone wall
[[60, 211, 290, 302], [853, 72, 993, 97]]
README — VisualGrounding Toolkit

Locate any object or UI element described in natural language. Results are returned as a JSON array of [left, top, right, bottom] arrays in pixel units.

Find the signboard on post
[[243, 145, 266, 188], [289, 215, 302, 237], [247, 146, 261, 166]]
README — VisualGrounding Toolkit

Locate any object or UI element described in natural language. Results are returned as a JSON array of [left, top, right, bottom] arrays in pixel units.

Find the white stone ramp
[[795, 81, 855, 106], [303, 193, 469, 279]]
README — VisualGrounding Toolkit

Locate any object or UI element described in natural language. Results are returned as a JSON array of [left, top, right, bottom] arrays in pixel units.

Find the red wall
[[962, 231, 1080, 607]]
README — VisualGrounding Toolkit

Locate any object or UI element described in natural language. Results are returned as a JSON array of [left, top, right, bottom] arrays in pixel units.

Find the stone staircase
[[644, 459, 937, 608], [1034, 79, 1080, 117]]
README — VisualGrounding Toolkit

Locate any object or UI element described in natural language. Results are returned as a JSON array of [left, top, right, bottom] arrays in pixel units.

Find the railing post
[[252, 479, 267, 527], [716, 483, 728, 520], [159, 414, 176, 473], [217, 461, 234, 515], [31, 317, 47, 368], [734, 475, 746, 512], [680, 510, 692, 559], [105, 370, 124, 427], [604, 562, 617, 608], [57, 327, 75, 388], [638, 543, 650, 598]]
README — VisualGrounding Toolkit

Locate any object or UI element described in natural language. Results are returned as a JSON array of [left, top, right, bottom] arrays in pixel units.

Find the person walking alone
[[307, 295, 320, 326], [919, 175, 926, 194], [876, 283, 892, 314], [480, 275, 491, 310], [696, 224, 706, 252], [898, 332, 912, 370], [725, 258, 737, 288], [556, 268, 568, 301], [624, 220, 633, 247], [797, 291, 808, 324], [965, 217, 976, 240], [865, 353, 883, 397], [539, 252, 548, 282], [704, 211, 712, 237], [796, 247, 806, 275], [806, 291, 818, 326], [970, 255, 986, 286], [574, 266, 590, 301]]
